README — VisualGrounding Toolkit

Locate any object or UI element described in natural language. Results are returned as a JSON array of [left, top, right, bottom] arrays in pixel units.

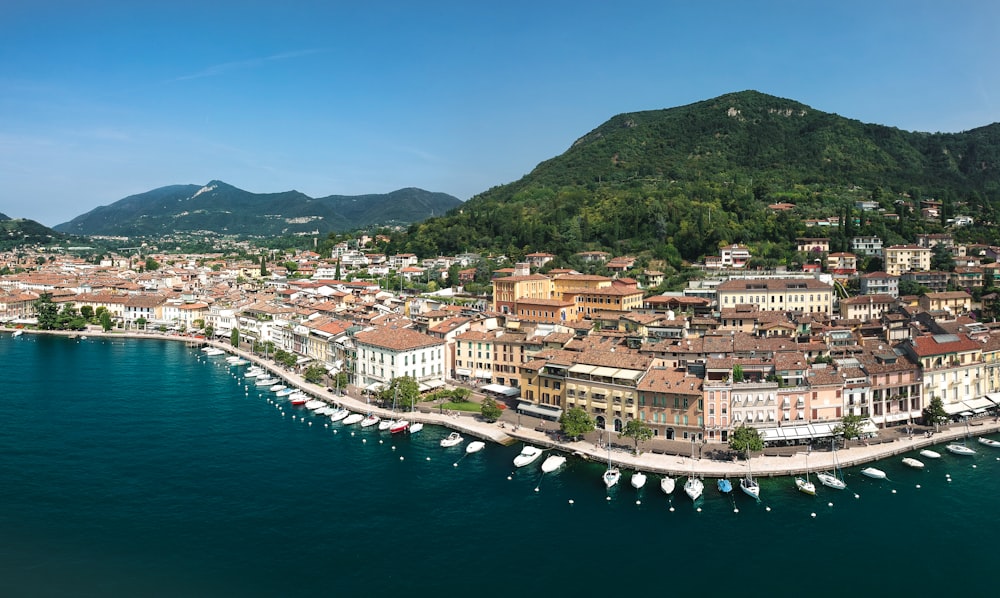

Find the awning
[[365, 382, 384, 392], [476, 370, 492, 379], [943, 401, 969, 416], [295, 356, 311, 365], [516, 401, 563, 420], [422, 379, 445, 389], [456, 368, 472, 376], [963, 397, 996, 412], [481, 383, 520, 397]]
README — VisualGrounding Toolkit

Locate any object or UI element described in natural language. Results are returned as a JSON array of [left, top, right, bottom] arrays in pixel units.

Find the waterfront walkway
[[16, 328, 1000, 479]]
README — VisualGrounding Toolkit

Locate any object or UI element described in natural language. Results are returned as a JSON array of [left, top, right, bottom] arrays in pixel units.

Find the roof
[[354, 325, 445, 351]]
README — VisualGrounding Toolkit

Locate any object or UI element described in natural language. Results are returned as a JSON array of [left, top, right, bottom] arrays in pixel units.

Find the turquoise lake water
[[1, 334, 998, 597]]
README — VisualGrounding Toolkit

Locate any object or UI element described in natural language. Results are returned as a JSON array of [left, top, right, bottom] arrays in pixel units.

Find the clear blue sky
[[2, 0, 999, 227]]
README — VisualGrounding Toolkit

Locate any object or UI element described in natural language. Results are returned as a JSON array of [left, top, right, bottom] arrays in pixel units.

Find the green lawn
[[440, 401, 481, 413]]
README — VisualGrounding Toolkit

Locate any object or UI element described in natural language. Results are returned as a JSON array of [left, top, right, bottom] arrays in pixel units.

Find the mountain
[[399, 90, 1000, 264], [53, 182, 462, 237], [0, 214, 78, 250]]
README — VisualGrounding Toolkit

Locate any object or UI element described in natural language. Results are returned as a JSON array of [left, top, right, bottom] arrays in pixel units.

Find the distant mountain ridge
[[53, 181, 463, 237]]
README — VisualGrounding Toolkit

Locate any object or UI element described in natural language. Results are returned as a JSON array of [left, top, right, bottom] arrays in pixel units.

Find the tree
[[930, 243, 954, 272], [732, 364, 744, 383], [480, 396, 502, 422], [833, 413, 865, 440], [100, 310, 113, 332], [259, 254, 268, 277], [204, 325, 214, 338], [728, 424, 764, 455], [559, 407, 595, 440], [144, 257, 160, 271], [922, 396, 949, 431], [303, 363, 326, 384], [33, 293, 58, 330], [135, 317, 147, 330], [231, 328, 240, 347], [382, 376, 420, 410], [80, 305, 94, 320], [618, 419, 653, 455]]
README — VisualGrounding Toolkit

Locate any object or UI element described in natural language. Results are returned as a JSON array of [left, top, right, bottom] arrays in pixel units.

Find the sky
[[2, 0, 999, 228]]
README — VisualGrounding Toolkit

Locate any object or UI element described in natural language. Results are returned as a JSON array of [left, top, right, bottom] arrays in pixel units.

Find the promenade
[[15, 328, 1000, 479]]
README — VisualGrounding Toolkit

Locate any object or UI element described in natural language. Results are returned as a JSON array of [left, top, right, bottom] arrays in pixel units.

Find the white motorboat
[[12, 329, 23, 337], [342, 413, 364, 425], [660, 475, 675, 495], [227, 358, 249, 366], [360, 414, 380, 427], [540, 454, 566, 473], [946, 443, 976, 456], [408, 422, 424, 434], [305, 400, 326, 410], [389, 420, 410, 434], [378, 419, 393, 431], [631, 471, 647, 490], [270, 384, 286, 392], [466, 441, 486, 454], [289, 393, 309, 405], [919, 449, 941, 459], [244, 369, 264, 379], [203, 347, 225, 356], [978, 437, 1000, 448], [315, 406, 334, 416], [902, 457, 925, 469], [255, 377, 279, 387], [276, 388, 294, 397], [513, 445, 543, 467], [329, 408, 350, 422], [684, 476, 703, 501], [440, 432, 464, 448], [861, 467, 887, 479]]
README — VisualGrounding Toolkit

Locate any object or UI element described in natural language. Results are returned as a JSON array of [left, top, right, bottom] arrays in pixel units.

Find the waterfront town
[[4, 230, 1000, 453]]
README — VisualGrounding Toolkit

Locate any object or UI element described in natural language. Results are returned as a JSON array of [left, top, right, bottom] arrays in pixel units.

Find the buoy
[[324, 424, 328, 428], [696, 507, 701, 512], [669, 506, 675, 512], [281, 413, 285, 417], [891, 489, 897, 494], [734, 508, 739, 513], [453, 463, 458, 467], [916, 484, 921, 489], [507, 476, 512, 481], [350, 432, 355, 436], [400, 456, 404, 461], [333, 430, 338, 434], [362, 439, 366, 443], [765, 506, 771, 512], [535, 488, 539, 492], [308, 421, 312, 426], [606, 496, 611, 501], [635, 500, 641, 505], [425, 457, 430, 461], [391, 446, 396, 450], [810, 512, 816, 518], [972, 465, 977, 469], [568, 499, 574, 505], [854, 493, 860, 499], [379, 440, 383, 444], [827, 502, 833, 507]]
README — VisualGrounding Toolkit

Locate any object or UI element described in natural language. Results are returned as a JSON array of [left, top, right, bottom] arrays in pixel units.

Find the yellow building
[[716, 278, 834, 315], [491, 274, 551, 314], [884, 244, 931, 277]]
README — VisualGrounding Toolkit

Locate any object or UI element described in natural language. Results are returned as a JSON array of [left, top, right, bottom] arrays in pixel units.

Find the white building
[[353, 325, 447, 392]]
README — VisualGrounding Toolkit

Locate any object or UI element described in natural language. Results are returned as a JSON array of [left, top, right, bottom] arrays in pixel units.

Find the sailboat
[[602, 444, 620, 489], [683, 443, 703, 501], [739, 450, 760, 500], [794, 453, 816, 496], [816, 438, 847, 490], [407, 393, 423, 434], [946, 418, 977, 455], [660, 475, 676, 495]]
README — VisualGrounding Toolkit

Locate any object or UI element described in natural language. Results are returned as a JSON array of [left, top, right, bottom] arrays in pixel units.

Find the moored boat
[[978, 437, 1000, 448], [378, 419, 393, 431], [717, 478, 732, 494], [795, 476, 816, 495], [660, 475, 675, 495], [631, 471, 647, 490], [440, 432, 464, 448], [289, 393, 309, 405], [513, 445, 543, 467], [342, 412, 364, 426], [408, 422, 424, 434], [684, 476, 703, 501], [270, 384, 286, 392], [919, 449, 941, 459], [360, 414, 380, 427], [541, 454, 566, 473], [276, 388, 294, 397], [902, 457, 924, 469], [861, 467, 886, 479], [329, 408, 350, 422], [465, 441, 486, 454], [603, 467, 621, 490], [946, 443, 976, 456], [390, 420, 410, 434]]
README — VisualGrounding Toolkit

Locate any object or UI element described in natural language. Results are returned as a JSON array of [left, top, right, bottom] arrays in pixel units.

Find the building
[[884, 245, 931, 277], [797, 238, 830, 254], [919, 291, 972, 315], [859, 271, 898, 298], [851, 236, 884, 258], [491, 273, 551, 315], [838, 294, 896, 321], [716, 278, 834, 315], [353, 325, 446, 392], [826, 252, 857, 276], [719, 245, 751, 269]]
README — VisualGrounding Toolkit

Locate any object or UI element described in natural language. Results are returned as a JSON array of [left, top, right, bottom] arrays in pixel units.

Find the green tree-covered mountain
[[53, 181, 462, 237], [0, 213, 78, 250], [398, 90, 1000, 266]]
